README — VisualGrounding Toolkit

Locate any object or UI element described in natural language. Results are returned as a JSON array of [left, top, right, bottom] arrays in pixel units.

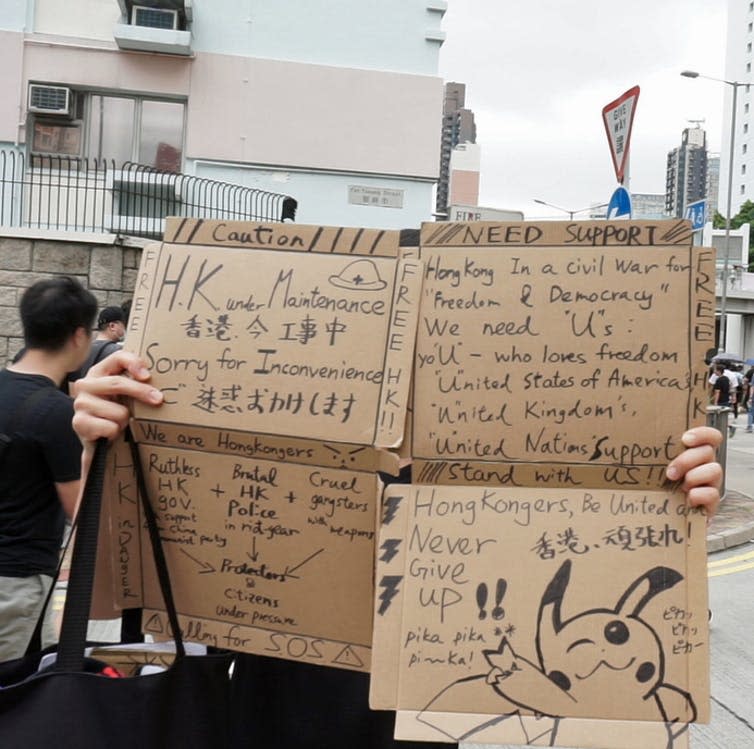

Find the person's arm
[[55, 479, 81, 519], [71, 350, 164, 476], [712, 382, 721, 405]]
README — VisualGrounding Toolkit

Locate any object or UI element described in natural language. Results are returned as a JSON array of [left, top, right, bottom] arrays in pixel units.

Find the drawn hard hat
[[329, 259, 387, 291]]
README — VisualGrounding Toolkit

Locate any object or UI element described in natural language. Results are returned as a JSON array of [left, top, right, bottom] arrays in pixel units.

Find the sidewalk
[[707, 417, 754, 552]]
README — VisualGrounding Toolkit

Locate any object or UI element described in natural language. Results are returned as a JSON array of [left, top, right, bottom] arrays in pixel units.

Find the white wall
[[190, 0, 445, 75], [34, 0, 119, 40], [192, 160, 434, 228], [186, 53, 442, 179], [722, 0, 753, 216], [0, 0, 28, 32], [28, 0, 446, 75]]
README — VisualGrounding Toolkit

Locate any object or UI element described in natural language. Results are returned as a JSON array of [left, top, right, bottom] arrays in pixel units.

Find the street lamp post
[[532, 199, 607, 220], [681, 70, 745, 352]]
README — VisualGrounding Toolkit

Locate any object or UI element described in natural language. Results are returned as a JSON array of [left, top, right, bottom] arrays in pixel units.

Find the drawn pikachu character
[[418, 560, 696, 748]]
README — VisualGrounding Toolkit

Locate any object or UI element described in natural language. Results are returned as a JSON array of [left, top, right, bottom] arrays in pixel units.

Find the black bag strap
[[55, 432, 185, 671], [55, 438, 109, 671], [126, 428, 186, 657]]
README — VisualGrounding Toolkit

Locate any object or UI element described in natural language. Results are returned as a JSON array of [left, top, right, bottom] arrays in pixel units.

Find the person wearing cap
[[68, 305, 126, 382]]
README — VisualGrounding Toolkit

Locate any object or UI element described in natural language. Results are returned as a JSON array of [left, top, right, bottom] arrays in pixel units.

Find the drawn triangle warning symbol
[[602, 85, 640, 184], [332, 645, 365, 669], [144, 612, 165, 634]]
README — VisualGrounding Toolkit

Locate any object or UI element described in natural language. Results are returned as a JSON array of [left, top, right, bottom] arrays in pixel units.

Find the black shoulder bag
[[0, 437, 234, 749]]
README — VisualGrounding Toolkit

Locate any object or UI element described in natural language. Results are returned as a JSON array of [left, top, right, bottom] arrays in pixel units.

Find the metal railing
[[0, 150, 297, 237]]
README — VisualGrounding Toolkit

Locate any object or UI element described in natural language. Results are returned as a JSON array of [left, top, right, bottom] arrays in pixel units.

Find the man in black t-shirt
[[0, 276, 97, 660], [712, 364, 731, 406]]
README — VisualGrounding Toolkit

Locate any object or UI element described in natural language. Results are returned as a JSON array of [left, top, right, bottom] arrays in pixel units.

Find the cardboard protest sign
[[102, 219, 421, 671], [372, 483, 707, 744], [393, 710, 688, 748], [411, 219, 715, 489], [371, 219, 714, 747]]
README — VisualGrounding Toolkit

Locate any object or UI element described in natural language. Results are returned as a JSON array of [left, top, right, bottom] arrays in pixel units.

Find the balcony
[[0, 150, 298, 240]]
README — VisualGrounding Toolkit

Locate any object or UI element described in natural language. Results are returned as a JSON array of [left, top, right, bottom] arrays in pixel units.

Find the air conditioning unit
[[131, 5, 179, 30], [28, 84, 72, 116]]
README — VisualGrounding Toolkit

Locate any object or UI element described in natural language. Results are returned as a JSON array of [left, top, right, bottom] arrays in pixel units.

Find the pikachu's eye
[[604, 620, 629, 645], [547, 670, 571, 692], [636, 661, 656, 683]]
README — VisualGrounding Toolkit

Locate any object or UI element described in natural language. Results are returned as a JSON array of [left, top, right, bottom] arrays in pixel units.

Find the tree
[[714, 201, 754, 270]]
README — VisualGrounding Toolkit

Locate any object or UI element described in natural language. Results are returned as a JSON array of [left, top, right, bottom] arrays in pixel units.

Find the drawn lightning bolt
[[382, 495, 402, 525], [379, 539, 401, 563], [378, 575, 403, 615]]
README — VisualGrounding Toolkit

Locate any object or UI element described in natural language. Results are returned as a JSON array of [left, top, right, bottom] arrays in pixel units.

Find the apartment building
[[435, 81, 477, 217], [0, 0, 447, 229], [665, 124, 708, 218], [722, 0, 754, 215]]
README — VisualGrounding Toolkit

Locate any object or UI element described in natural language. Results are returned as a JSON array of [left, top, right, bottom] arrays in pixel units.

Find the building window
[[31, 91, 185, 172], [750, 21, 753, 31], [743, 164, 748, 175], [744, 143, 748, 154], [31, 121, 82, 156], [748, 62, 752, 73], [748, 42, 753, 52], [742, 184, 747, 195], [87, 95, 184, 171], [745, 123, 750, 134], [746, 103, 751, 114]]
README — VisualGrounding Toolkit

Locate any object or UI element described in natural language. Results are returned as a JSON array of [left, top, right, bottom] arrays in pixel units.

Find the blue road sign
[[684, 199, 706, 231], [607, 186, 632, 219]]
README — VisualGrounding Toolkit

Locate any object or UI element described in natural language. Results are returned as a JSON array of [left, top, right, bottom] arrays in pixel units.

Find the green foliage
[[718, 201, 754, 270]]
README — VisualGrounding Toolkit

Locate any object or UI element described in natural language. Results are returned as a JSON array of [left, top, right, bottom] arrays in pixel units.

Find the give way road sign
[[602, 85, 640, 184]]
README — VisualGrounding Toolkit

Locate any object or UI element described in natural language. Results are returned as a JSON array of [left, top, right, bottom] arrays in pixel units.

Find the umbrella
[[711, 352, 744, 365]]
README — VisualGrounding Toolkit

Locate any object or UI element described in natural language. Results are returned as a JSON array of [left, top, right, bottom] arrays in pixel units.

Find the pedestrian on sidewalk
[[0, 276, 97, 660]]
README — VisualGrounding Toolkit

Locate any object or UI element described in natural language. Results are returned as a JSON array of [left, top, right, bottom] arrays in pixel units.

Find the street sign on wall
[[602, 86, 640, 184]]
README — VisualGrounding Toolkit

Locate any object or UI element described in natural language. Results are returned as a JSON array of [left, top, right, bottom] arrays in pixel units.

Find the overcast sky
[[438, 0, 728, 219]]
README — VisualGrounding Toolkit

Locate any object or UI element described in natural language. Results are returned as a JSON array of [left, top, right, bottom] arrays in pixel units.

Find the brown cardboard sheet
[[128, 229, 419, 449], [97, 220, 421, 670], [371, 219, 713, 747], [371, 483, 708, 742], [137, 441, 379, 670], [393, 710, 688, 748], [412, 221, 715, 489]]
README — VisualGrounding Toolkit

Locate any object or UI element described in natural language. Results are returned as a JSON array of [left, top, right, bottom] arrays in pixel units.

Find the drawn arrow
[[179, 547, 216, 574], [284, 548, 325, 579], [247, 537, 260, 562]]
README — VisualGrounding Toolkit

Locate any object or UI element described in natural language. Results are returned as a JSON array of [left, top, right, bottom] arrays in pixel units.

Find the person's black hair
[[121, 298, 132, 325], [20, 276, 98, 351]]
